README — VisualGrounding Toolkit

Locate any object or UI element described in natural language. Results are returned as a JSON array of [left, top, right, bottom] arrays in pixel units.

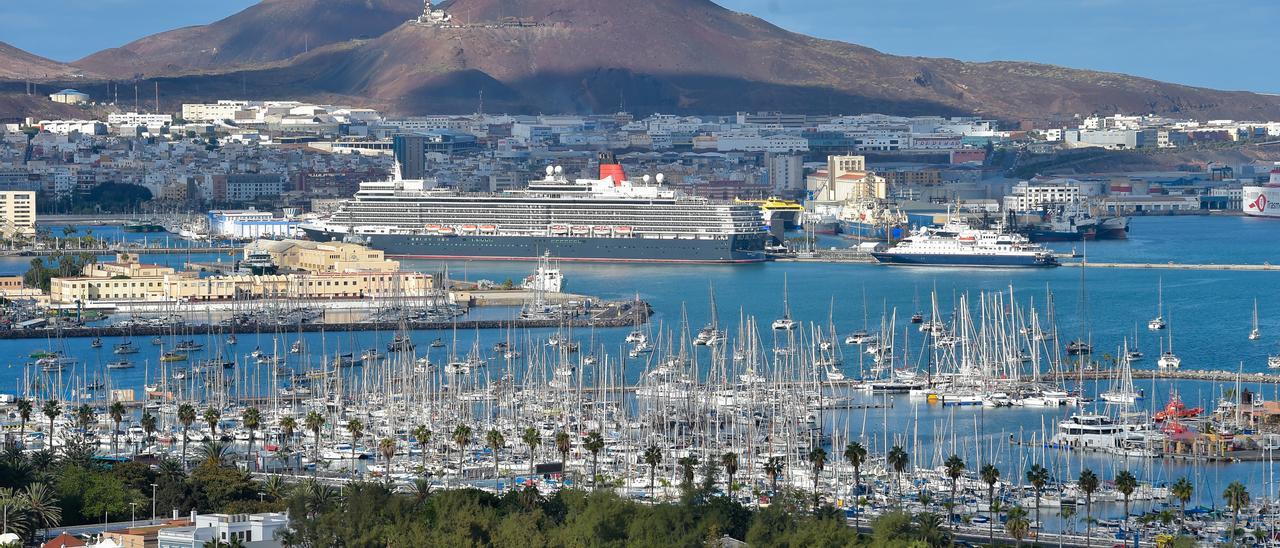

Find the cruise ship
[[870, 220, 1059, 267], [1243, 165, 1280, 219], [300, 154, 768, 263]]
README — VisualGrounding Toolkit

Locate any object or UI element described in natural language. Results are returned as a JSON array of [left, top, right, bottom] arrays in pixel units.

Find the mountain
[[0, 42, 90, 80], [59, 0, 1280, 120], [73, 0, 424, 76]]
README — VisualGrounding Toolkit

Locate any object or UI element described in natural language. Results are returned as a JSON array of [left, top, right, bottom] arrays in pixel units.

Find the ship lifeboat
[[593, 226, 611, 235], [571, 226, 590, 235], [461, 224, 478, 233], [437, 227, 456, 235], [425, 224, 441, 233], [615, 226, 633, 236], [958, 235, 976, 243], [480, 224, 497, 233], [550, 225, 569, 235]]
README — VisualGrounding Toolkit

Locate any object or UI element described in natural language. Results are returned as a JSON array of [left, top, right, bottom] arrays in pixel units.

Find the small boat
[[430, 338, 445, 348], [113, 342, 139, 355], [361, 349, 385, 362], [910, 312, 924, 324], [174, 340, 203, 352], [161, 352, 187, 362], [1250, 299, 1262, 341], [1065, 340, 1092, 355], [106, 360, 134, 370], [387, 336, 415, 352], [290, 340, 304, 354], [90, 338, 103, 348], [152, 337, 164, 345], [225, 335, 237, 345]]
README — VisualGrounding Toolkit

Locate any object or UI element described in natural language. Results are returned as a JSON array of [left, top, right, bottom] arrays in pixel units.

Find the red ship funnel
[[598, 152, 625, 186]]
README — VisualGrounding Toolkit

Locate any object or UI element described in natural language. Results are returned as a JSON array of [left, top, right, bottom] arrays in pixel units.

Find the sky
[[2, 0, 1276, 93]]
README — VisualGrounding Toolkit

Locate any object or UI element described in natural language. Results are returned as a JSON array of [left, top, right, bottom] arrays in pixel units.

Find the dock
[[1061, 261, 1280, 271], [1063, 367, 1280, 384]]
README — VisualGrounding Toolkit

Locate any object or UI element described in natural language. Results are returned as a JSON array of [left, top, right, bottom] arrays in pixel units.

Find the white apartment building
[[716, 133, 809, 153], [108, 112, 173, 129], [0, 191, 35, 237], [1003, 180, 1083, 211], [157, 512, 289, 548], [39, 120, 106, 135], [182, 101, 250, 123]]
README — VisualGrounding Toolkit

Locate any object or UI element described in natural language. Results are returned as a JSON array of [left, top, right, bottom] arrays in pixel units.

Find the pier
[[1063, 367, 1280, 384], [1062, 261, 1280, 271]]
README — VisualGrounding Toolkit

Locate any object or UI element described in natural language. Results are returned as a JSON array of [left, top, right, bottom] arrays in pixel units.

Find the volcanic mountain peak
[[72, 0, 424, 77], [27, 0, 1280, 120]]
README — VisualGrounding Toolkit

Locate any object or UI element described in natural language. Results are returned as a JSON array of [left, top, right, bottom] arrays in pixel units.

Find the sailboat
[[1157, 311, 1180, 369], [771, 274, 797, 330], [1148, 278, 1167, 331], [1125, 324, 1143, 362], [1250, 299, 1261, 341], [1101, 341, 1144, 403]]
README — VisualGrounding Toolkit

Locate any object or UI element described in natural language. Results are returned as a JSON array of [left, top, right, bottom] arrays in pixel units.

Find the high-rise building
[[0, 191, 36, 237], [766, 153, 804, 194], [392, 133, 428, 179]]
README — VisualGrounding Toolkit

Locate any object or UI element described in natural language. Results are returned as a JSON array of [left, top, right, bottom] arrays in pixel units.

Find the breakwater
[[1, 302, 650, 339]]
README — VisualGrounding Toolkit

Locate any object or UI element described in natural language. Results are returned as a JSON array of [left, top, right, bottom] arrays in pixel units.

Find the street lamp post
[[151, 483, 158, 521], [129, 502, 138, 527]]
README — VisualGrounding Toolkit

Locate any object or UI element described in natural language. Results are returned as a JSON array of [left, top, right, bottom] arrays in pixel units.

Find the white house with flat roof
[[156, 512, 289, 548]]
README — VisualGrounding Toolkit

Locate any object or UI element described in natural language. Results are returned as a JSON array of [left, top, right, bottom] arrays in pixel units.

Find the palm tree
[[16, 399, 32, 447], [305, 411, 325, 467], [412, 424, 432, 472], [346, 419, 364, 474], [521, 427, 540, 476], [554, 431, 571, 465], [979, 463, 1000, 546], [41, 400, 60, 450], [378, 437, 396, 480], [23, 482, 60, 540], [677, 456, 698, 491], [1114, 470, 1137, 530], [807, 446, 826, 513], [279, 416, 297, 447], [1078, 468, 1099, 548], [140, 411, 157, 455], [198, 440, 232, 466], [844, 441, 867, 494], [452, 424, 472, 483], [1005, 506, 1030, 547], [75, 404, 95, 431], [643, 445, 662, 500], [1025, 463, 1049, 532], [1224, 481, 1250, 546], [583, 431, 604, 490], [764, 456, 783, 495], [203, 408, 221, 440], [887, 445, 909, 498], [916, 512, 947, 546], [108, 401, 125, 455], [944, 453, 965, 542], [486, 429, 505, 488], [242, 407, 261, 471], [178, 403, 196, 469], [721, 452, 739, 495], [1171, 476, 1194, 522]]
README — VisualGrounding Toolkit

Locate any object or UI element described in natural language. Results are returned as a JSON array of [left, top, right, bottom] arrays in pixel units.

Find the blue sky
[[3, 0, 1276, 93]]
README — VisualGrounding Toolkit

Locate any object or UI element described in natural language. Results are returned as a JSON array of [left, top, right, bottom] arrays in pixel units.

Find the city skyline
[[1, 0, 1276, 94]]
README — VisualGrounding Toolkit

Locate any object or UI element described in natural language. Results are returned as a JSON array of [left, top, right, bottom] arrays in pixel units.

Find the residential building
[[156, 513, 289, 548], [765, 153, 804, 193], [38, 120, 106, 135], [1002, 180, 1084, 211], [107, 112, 173, 130], [0, 191, 36, 237]]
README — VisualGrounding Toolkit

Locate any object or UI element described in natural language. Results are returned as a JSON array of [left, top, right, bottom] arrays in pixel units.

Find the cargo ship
[[300, 153, 768, 263], [871, 220, 1058, 267], [838, 199, 911, 241]]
